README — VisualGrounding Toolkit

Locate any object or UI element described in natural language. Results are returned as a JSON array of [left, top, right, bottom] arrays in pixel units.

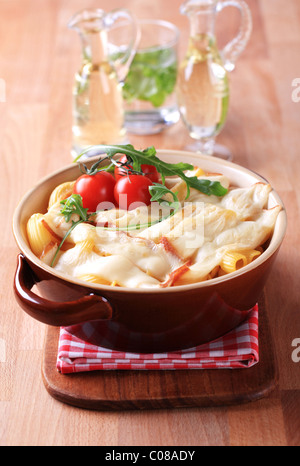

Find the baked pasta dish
[[26, 145, 281, 289]]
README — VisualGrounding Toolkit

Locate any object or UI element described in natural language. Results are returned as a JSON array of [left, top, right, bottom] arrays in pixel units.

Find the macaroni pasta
[[26, 167, 281, 288]]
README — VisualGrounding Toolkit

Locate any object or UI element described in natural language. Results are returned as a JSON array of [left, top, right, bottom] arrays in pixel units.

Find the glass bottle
[[176, 0, 252, 159], [68, 8, 140, 158]]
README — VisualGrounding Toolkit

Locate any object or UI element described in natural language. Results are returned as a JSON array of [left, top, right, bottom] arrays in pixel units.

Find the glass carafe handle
[[106, 8, 140, 82], [216, 0, 252, 71]]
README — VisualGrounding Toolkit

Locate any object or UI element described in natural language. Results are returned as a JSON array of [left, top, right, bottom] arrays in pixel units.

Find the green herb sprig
[[60, 193, 89, 222], [74, 144, 228, 199], [50, 145, 228, 267], [50, 194, 92, 267]]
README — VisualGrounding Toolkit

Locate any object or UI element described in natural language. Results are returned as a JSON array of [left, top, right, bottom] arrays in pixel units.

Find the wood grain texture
[[1, 0, 300, 446], [41, 296, 277, 411]]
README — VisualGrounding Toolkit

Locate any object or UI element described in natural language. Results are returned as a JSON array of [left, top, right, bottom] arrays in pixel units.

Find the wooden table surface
[[1, 0, 300, 446]]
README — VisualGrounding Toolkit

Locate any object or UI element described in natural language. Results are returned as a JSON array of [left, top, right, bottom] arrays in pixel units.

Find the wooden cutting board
[[42, 295, 278, 410]]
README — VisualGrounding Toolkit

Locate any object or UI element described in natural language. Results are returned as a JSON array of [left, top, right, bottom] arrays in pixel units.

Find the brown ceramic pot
[[12, 150, 287, 353]]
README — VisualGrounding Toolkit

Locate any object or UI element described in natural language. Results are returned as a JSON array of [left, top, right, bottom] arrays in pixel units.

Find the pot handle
[[13, 254, 113, 326]]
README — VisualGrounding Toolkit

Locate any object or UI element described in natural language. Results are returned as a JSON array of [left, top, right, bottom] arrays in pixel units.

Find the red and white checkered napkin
[[56, 305, 259, 374]]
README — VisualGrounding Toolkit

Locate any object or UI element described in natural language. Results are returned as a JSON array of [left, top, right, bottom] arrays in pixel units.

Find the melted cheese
[[163, 204, 239, 261], [43, 202, 80, 239], [54, 243, 160, 288], [174, 205, 281, 285], [29, 170, 282, 289], [220, 183, 272, 220]]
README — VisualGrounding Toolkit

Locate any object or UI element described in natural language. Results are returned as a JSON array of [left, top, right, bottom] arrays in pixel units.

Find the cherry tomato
[[114, 175, 153, 210], [73, 171, 116, 212], [114, 155, 160, 183]]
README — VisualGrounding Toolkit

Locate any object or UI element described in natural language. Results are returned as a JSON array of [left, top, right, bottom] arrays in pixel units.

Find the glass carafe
[[68, 8, 140, 159], [176, 0, 252, 159]]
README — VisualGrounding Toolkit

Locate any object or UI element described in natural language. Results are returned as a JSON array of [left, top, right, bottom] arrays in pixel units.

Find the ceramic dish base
[[41, 294, 278, 411]]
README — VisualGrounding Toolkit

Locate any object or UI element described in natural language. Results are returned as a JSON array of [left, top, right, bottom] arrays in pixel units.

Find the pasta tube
[[220, 247, 262, 274], [76, 274, 112, 286], [48, 181, 75, 208], [26, 213, 58, 257], [220, 251, 248, 274]]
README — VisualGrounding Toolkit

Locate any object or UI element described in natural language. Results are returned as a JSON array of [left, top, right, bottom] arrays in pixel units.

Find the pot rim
[[12, 149, 287, 294]]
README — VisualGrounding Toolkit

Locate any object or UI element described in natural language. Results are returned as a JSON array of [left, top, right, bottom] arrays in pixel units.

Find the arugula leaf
[[50, 194, 90, 267], [60, 194, 89, 222], [149, 183, 179, 206], [186, 177, 228, 197], [74, 144, 228, 198]]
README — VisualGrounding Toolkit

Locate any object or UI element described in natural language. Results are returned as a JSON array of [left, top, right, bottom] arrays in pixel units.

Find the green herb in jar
[[122, 47, 177, 107]]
